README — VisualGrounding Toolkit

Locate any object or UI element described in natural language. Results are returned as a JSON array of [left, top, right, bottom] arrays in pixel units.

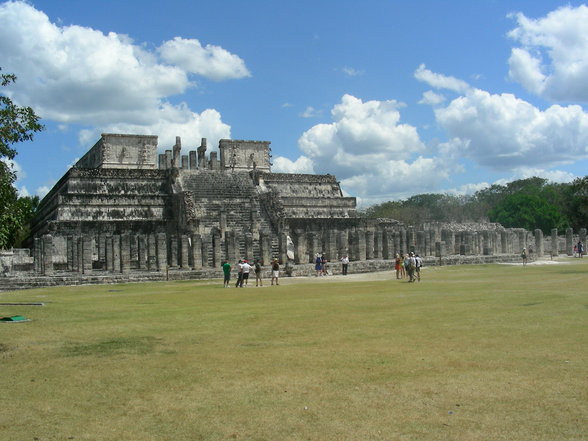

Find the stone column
[[156, 233, 167, 271], [364, 230, 373, 260], [407, 228, 416, 254], [373, 230, 382, 259], [338, 230, 349, 261], [416, 231, 426, 256], [381, 230, 391, 260], [566, 227, 574, 256], [42, 234, 54, 276], [295, 230, 307, 264], [76, 237, 83, 273], [66, 236, 74, 271], [137, 235, 147, 270], [225, 231, 238, 263], [201, 235, 211, 267], [147, 234, 157, 270], [120, 234, 130, 274], [534, 229, 544, 257], [244, 232, 254, 260], [441, 230, 455, 256], [189, 151, 197, 169], [357, 231, 367, 261], [324, 229, 338, 261], [82, 235, 93, 274], [399, 229, 407, 254], [212, 230, 222, 267], [105, 235, 114, 272], [190, 234, 203, 269], [308, 232, 320, 262], [180, 235, 190, 269], [393, 231, 400, 256], [97, 234, 106, 268], [169, 235, 178, 268], [551, 229, 558, 256], [259, 230, 272, 265], [482, 231, 492, 255], [34, 237, 42, 273]]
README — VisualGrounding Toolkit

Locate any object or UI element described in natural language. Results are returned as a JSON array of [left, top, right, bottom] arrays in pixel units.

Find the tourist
[[574, 244, 578, 257], [235, 259, 244, 288], [315, 254, 322, 276], [415, 254, 422, 282], [521, 248, 527, 266], [399, 253, 406, 279], [321, 254, 327, 275], [578, 241, 584, 258], [407, 252, 416, 282], [341, 255, 349, 275], [403, 253, 410, 279], [271, 259, 280, 285], [241, 259, 251, 286], [254, 259, 263, 286], [394, 253, 402, 279], [222, 260, 231, 288]]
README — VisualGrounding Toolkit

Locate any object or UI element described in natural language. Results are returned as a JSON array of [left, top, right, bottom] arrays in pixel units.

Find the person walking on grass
[[521, 248, 527, 266], [254, 259, 263, 286], [271, 259, 280, 285], [241, 259, 251, 286], [222, 260, 231, 288], [415, 254, 422, 282], [394, 253, 402, 279], [235, 260, 244, 288]]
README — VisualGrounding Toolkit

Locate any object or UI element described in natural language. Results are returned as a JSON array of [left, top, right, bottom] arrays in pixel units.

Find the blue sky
[[1, 0, 588, 207]]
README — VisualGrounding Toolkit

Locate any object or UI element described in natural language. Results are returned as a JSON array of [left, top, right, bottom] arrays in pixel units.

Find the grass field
[[1, 259, 587, 441]]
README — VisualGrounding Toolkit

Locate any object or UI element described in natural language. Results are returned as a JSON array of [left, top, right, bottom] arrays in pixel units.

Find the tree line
[[360, 176, 588, 235]]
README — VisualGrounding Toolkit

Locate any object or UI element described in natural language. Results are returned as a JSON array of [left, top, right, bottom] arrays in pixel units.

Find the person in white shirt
[[341, 255, 349, 275]]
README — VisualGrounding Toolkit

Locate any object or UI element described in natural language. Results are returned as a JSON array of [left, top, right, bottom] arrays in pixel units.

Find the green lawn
[[1, 260, 587, 441]]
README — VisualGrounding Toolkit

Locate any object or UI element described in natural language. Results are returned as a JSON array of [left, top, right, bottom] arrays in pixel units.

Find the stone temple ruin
[[0, 133, 586, 288]]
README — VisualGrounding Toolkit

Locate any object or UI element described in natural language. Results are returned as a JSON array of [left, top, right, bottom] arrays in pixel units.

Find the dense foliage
[[1, 68, 44, 248], [361, 176, 588, 234]]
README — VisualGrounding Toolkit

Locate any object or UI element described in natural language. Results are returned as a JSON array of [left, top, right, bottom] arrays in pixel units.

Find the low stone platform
[[0, 254, 532, 292]]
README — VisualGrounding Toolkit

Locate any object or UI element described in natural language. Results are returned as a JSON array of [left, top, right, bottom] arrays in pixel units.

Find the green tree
[[1, 68, 44, 248], [488, 193, 566, 234]]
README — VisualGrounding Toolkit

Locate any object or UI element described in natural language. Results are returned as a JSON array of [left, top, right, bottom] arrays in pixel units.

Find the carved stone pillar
[[365, 230, 374, 260], [566, 227, 574, 255], [120, 234, 131, 274], [180, 235, 190, 269], [42, 234, 54, 276], [190, 234, 203, 269], [156, 233, 167, 271], [534, 229, 544, 257]]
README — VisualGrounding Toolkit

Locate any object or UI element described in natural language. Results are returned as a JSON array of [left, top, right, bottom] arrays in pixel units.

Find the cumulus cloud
[[272, 155, 315, 174], [507, 5, 588, 101], [0, 1, 244, 146], [419, 90, 446, 106], [414, 64, 470, 93], [300, 106, 322, 118], [296, 94, 459, 202], [158, 37, 250, 81], [434, 88, 588, 169]]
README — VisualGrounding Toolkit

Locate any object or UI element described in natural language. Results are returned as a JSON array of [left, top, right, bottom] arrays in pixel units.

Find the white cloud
[[300, 106, 322, 118], [35, 185, 52, 198], [511, 167, 576, 183], [419, 90, 446, 106], [296, 94, 459, 202], [434, 88, 588, 170], [0, 1, 240, 146], [342, 66, 364, 77], [272, 155, 315, 174], [158, 37, 251, 81], [414, 64, 470, 93], [507, 5, 588, 101]]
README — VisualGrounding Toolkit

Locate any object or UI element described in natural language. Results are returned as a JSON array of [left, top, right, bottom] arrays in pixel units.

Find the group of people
[[222, 258, 281, 288], [394, 252, 422, 282]]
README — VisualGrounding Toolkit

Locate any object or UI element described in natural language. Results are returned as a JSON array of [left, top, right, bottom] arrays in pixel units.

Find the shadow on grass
[[61, 336, 161, 357]]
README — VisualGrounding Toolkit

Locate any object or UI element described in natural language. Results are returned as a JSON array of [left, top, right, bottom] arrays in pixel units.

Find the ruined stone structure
[[0, 133, 584, 289]]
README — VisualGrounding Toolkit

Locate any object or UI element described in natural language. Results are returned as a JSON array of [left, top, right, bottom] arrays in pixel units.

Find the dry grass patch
[[0, 259, 586, 440]]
